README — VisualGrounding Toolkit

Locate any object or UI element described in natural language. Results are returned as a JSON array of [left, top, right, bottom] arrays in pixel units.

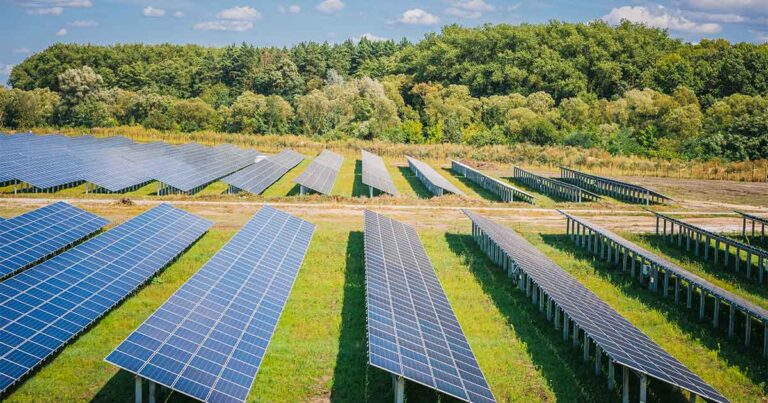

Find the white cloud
[[13, 48, 31, 54], [357, 32, 388, 42], [683, 0, 768, 12], [446, 0, 494, 18], [55, 28, 67, 36], [143, 6, 165, 17], [27, 7, 63, 15], [397, 8, 439, 25], [0, 64, 14, 76], [69, 20, 98, 28], [194, 20, 253, 31], [279, 4, 301, 13], [316, 0, 345, 14], [173, 11, 185, 18], [217, 6, 261, 20], [603, 6, 721, 34], [751, 30, 768, 42], [683, 10, 746, 23]]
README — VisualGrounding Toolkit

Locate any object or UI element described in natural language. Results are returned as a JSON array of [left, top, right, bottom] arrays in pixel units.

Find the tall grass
[[14, 126, 768, 182]]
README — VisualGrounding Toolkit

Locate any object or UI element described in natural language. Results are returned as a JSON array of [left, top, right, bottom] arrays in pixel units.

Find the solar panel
[[222, 149, 304, 195], [293, 150, 344, 195], [364, 210, 495, 402], [0, 204, 212, 394], [0, 202, 109, 280], [463, 210, 727, 403], [105, 206, 315, 403], [405, 156, 465, 197], [361, 150, 398, 196], [559, 167, 671, 204], [451, 160, 533, 204]]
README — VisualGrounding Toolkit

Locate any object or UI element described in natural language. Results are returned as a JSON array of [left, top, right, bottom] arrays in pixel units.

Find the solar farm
[[1, 133, 768, 402]]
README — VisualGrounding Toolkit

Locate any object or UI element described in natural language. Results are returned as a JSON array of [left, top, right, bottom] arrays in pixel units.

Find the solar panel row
[[364, 210, 495, 402], [361, 150, 398, 196], [512, 166, 600, 202], [0, 202, 109, 280], [293, 150, 344, 195], [405, 156, 465, 197], [559, 166, 671, 205], [0, 204, 212, 394], [0, 133, 260, 194], [222, 149, 304, 195], [450, 160, 533, 204], [463, 210, 727, 403], [106, 206, 315, 403]]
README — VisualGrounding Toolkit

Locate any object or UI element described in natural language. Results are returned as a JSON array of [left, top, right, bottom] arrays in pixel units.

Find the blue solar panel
[[105, 205, 315, 403], [0, 202, 109, 280], [364, 210, 495, 403], [0, 204, 212, 394]]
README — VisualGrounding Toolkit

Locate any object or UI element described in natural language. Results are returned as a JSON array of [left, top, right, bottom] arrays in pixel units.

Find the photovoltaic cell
[[405, 156, 465, 197], [222, 149, 304, 195], [361, 150, 397, 196], [0, 204, 212, 395], [293, 150, 343, 195], [105, 205, 315, 403], [0, 202, 109, 280], [463, 210, 727, 403], [364, 210, 495, 402]]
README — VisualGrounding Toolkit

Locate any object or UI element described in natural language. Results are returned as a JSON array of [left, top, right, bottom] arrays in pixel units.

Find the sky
[[2, 0, 768, 85]]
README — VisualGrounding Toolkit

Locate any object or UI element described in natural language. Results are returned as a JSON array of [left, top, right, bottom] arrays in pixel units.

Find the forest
[[1, 20, 767, 161]]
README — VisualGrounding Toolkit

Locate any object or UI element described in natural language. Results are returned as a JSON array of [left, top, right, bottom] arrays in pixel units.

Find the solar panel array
[[560, 211, 768, 330], [106, 206, 315, 403], [463, 210, 727, 403], [364, 210, 495, 402], [405, 156, 465, 197], [222, 149, 304, 195], [0, 202, 109, 280], [450, 160, 534, 204], [512, 166, 600, 202], [0, 133, 261, 193], [559, 166, 671, 204], [293, 150, 344, 195], [0, 204, 212, 394], [361, 150, 398, 196]]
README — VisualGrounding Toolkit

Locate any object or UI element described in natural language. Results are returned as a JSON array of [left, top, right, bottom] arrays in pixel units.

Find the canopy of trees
[[3, 21, 768, 161]]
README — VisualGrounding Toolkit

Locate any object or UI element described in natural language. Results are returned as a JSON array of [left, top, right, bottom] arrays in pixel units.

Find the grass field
[[1, 201, 766, 402]]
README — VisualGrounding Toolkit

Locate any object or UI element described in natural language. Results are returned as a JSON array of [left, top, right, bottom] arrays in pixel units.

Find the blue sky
[[2, 0, 768, 85]]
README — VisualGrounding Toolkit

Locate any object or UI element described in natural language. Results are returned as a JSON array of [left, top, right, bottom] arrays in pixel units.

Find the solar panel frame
[[0, 202, 109, 280], [364, 210, 495, 403], [405, 156, 465, 197], [463, 210, 727, 403], [293, 150, 344, 195], [450, 160, 533, 203], [0, 204, 212, 395], [559, 166, 672, 204], [105, 206, 315, 403], [512, 166, 600, 202], [361, 150, 398, 196]]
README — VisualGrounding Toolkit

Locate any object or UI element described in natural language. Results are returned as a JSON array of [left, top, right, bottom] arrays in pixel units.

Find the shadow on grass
[[286, 184, 301, 197], [442, 167, 500, 202], [635, 233, 768, 300], [397, 166, 432, 199], [444, 232, 624, 402], [539, 233, 768, 390], [329, 231, 443, 402], [352, 160, 366, 198]]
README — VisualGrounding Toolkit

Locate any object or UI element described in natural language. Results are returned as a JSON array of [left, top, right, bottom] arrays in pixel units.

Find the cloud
[[356, 32, 388, 42], [683, 0, 768, 12], [603, 6, 721, 34], [316, 0, 345, 14], [397, 8, 439, 25], [27, 7, 63, 15], [69, 20, 98, 28], [173, 11, 185, 18], [683, 10, 746, 23], [217, 6, 262, 20], [143, 6, 165, 17], [751, 30, 768, 42], [13, 48, 31, 54], [279, 4, 301, 13], [193, 20, 253, 31], [0, 64, 14, 76], [446, 0, 494, 18], [56, 28, 67, 36]]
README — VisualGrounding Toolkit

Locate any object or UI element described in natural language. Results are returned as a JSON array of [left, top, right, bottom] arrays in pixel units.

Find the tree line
[[3, 21, 767, 161]]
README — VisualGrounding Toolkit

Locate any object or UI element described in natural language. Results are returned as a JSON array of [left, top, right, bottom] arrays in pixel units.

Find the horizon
[[3, 0, 768, 86]]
